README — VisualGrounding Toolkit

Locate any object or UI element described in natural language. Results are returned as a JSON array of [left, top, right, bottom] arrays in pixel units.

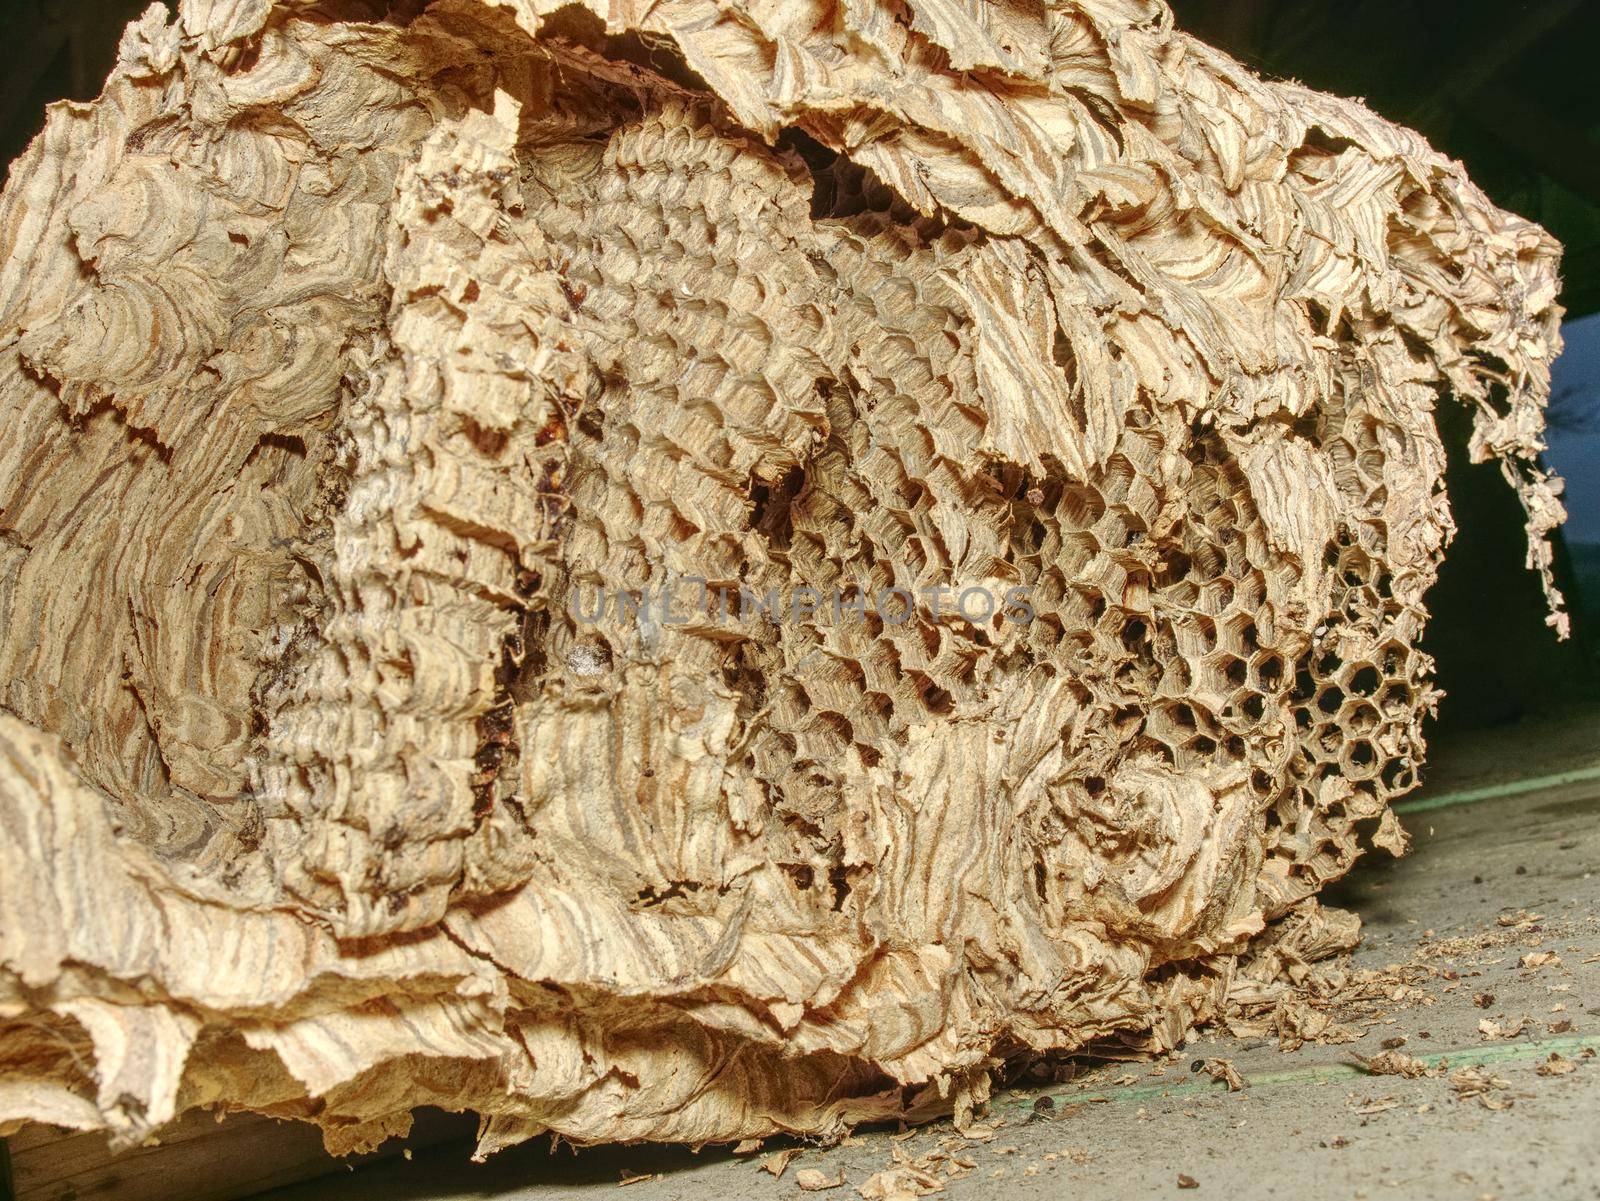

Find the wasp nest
[[0, 0, 1567, 1155]]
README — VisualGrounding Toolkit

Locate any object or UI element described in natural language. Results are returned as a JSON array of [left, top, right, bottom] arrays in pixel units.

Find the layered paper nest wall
[[0, 0, 1568, 1155]]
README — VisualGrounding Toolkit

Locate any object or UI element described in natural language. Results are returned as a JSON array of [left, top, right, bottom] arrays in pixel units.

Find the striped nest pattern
[[0, 0, 1566, 1155]]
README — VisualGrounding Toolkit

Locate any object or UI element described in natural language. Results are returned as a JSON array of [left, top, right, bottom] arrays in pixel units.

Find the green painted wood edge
[[1393, 763, 1600, 815]]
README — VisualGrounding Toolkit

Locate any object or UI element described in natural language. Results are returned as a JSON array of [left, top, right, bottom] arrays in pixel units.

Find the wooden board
[[4, 1109, 473, 1201]]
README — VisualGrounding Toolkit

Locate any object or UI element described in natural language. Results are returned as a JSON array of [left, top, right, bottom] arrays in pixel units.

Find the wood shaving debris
[[1448, 1067, 1516, 1110], [1536, 1054, 1577, 1077], [797, 1168, 847, 1191], [857, 1167, 945, 1199], [1350, 1096, 1401, 1115], [1352, 1051, 1435, 1079], [1202, 1059, 1247, 1091], [761, 1148, 802, 1179], [1477, 1017, 1527, 1040]]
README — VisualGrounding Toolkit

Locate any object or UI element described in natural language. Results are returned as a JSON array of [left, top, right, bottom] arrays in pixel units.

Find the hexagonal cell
[[1190, 543, 1228, 581], [1057, 484, 1106, 528], [1118, 615, 1151, 654], [1340, 699, 1380, 735], [1163, 578, 1202, 609], [1174, 615, 1219, 657], [1339, 553, 1376, 591], [1216, 612, 1255, 655], [1344, 663, 1381, 697], [1231, 570, 1267, 613], [1238, 619, 1262, 654], [1189, 477, 1226, 516], [1152, 547, 1193, 588], [1199, 578, 1235, 616], [1254, 652, 1287, 692], [1164, 700, 1199, 734], [1378, 639, 1410, 677], [1381, 759, 1416, 794], [1340, 738, 1379, 779], [1096, 509, 1148, 550], [1096, 454, 1137, 505], [1380, 681, 1413, 716]]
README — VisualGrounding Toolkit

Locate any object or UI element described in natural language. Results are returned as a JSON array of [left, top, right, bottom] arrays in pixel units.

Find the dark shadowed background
[[2, 0, 1596, 731], [1169, 0, 1600, 730]]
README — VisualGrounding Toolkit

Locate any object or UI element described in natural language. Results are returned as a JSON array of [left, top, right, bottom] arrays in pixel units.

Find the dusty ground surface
[[218, 706, 1600, 1201]]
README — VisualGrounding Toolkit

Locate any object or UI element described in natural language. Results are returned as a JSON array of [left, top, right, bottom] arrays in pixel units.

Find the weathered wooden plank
[[5, 1109, 473, 1201]]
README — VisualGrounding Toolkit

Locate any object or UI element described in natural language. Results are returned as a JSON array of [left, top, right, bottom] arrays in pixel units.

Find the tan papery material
[[0, 0, 1566, 1154]]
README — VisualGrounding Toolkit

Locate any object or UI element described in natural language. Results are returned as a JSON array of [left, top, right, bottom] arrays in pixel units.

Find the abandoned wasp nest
[[0, 0, 1567, 1155]]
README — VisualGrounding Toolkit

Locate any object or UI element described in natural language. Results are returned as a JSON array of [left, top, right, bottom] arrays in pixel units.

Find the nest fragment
[[0, 0, 1566, 1154]]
